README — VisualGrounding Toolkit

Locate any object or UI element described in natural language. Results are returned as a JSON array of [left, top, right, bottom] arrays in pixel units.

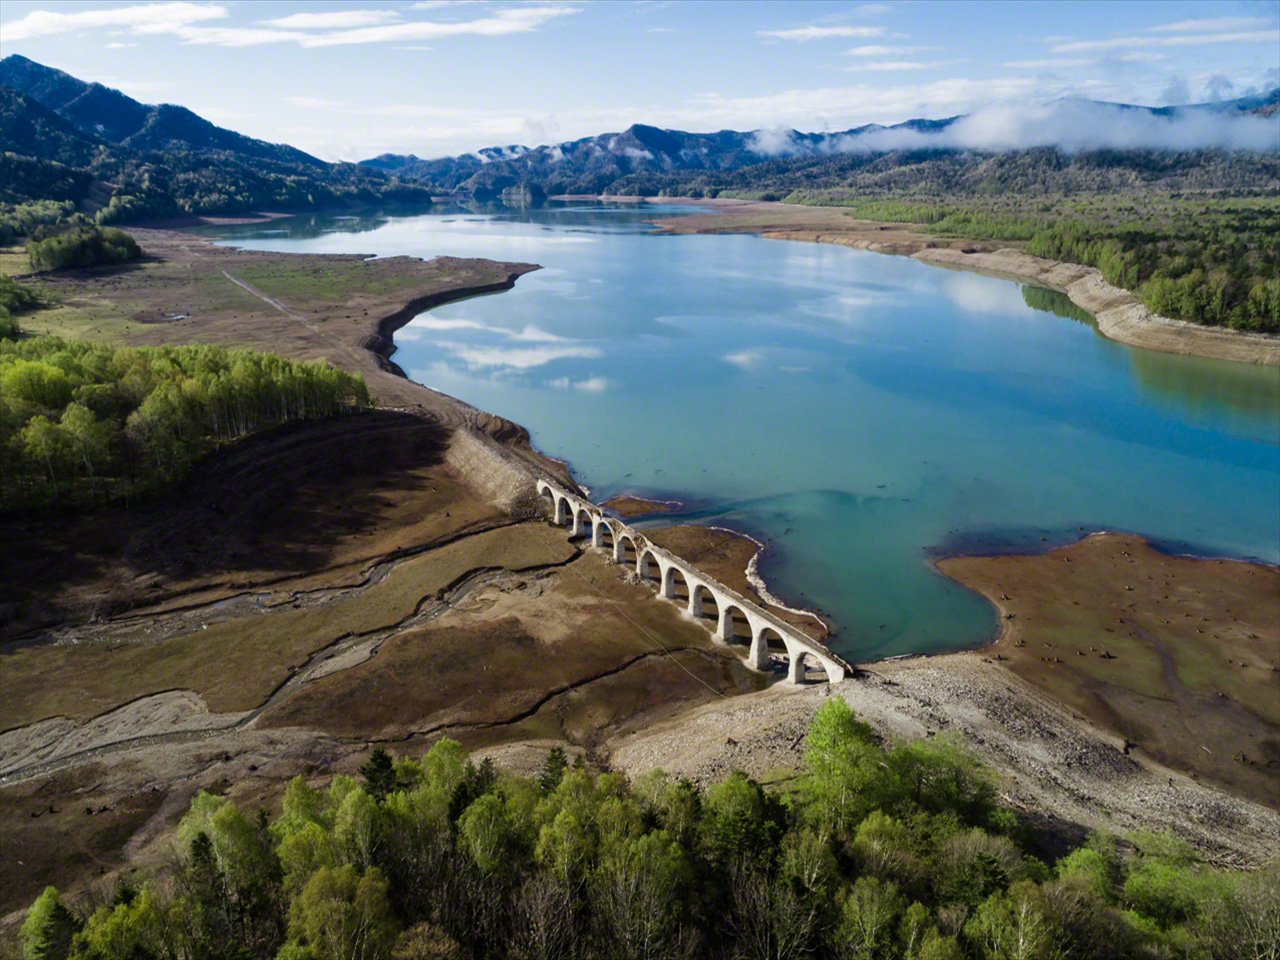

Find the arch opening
[[790, 651, 831, 685], [690, 584, 719, 626], [619, 535, 640, 568], [597, 520, 616, 554], [722, 605, 752, 647], [557, 496, 575, 528], [663, 565, 691, 604], [571, 507, 593, 540], [638, 550, 662, 586], [759, 627, 789, 674]]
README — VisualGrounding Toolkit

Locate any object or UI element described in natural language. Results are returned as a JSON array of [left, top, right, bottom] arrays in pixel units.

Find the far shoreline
[[636, 196, 1279, 366]]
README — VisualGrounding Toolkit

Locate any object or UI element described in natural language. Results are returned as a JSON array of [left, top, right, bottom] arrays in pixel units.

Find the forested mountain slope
[[0, 56, 430, 233]]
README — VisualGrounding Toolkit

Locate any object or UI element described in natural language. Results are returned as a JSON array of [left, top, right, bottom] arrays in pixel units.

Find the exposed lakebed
[[195, 203, 1280, 660]]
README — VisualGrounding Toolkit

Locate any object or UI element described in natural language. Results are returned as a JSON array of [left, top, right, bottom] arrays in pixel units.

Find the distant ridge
[[0, 54, 323, 168], [0, 54, 429, 226], [359, 91, 1280, 200]]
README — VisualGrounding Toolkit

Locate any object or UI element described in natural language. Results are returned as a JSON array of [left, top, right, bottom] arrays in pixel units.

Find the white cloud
[[723, 349, 765, 370], [846, 60, 959, 72], [260, 10, 401, 29], [105, 41, 139, 48], [942, 273, 1029, 315], [647, 27, 675, 33], [855, 3, 892, 14], [546, 375, 610, 391], [440, 343, 602, 370], [845, 44, 927, 56], [1, 1, 226, 40], [1053, 30, 1280, 53], [408, 317, 492, 333], [758, 25, 885, 41], [1, 0, 578, 48], [512, 325, 568, 342], [1004, 57, 1093, 69], [1149, 16, 1273, 33], [295, 5, 580, 47]]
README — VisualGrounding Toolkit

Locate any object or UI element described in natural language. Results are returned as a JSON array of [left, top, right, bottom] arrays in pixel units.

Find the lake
[[196, 203, 1280, 661]]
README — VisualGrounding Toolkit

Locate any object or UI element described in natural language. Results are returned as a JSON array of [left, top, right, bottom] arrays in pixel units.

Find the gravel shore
[[607, 652, 1280, 866]]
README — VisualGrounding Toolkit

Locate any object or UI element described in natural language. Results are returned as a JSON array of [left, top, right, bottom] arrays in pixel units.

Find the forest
[[816, 197, 1280, 333], [0, 338, 370, 511], [19, 699, 1278, 960], [25, 222, 141, 272]]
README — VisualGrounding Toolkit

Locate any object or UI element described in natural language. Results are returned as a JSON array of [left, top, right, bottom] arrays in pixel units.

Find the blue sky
[[1, 0, 1277, 160]]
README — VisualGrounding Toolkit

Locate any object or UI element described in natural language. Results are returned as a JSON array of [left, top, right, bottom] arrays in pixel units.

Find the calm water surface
[[198, 204, 1280, 660]]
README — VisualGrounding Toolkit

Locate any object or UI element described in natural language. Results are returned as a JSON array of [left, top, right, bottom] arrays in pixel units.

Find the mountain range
[[0, 54, 428, 230], [361, 91, 1280, 200], [2, 52, 1277, 225]]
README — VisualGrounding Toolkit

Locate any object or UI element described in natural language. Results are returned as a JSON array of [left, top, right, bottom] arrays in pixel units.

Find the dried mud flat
[[939, 533, 1280, 809], [608, 653, 1280, 866]]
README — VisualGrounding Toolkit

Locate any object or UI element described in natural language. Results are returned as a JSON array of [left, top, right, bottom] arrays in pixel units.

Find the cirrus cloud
[[758, 25, 885, 41], [1, 1, 226, 41], [0, 1, 580, 47]]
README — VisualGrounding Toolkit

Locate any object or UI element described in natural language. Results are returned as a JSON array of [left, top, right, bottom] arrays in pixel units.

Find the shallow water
[[197, 204, 1280, 660]]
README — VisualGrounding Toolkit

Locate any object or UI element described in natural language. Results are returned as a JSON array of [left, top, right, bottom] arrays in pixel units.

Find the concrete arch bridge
[[536, 479, 851, 684]]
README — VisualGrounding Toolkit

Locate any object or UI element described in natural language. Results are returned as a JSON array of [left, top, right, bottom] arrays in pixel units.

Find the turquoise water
[[198, 204, 1280, 660]]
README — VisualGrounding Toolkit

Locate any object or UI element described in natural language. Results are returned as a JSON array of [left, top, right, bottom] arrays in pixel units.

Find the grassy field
[[0, 243, 29, 275]]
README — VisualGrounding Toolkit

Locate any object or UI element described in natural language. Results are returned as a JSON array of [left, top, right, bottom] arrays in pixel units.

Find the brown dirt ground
[[261, 546, 757, 752], [0, 763, 166, 917], [938, 533, 1280, 808]]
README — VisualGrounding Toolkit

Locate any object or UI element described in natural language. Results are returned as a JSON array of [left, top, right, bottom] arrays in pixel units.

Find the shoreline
[[644, 198, 1280, 366], [343, 209, 1273, 661]]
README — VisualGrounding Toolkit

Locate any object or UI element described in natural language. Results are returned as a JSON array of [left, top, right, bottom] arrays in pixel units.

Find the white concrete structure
[[536, 479, 852, 684]]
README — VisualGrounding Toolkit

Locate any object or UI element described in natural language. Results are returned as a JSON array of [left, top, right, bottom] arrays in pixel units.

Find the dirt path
[[221, 269, 317, 329]]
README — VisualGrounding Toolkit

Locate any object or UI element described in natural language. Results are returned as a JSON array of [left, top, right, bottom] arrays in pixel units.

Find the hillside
[[0, 55, 430, 232], [360, 91, 1280, 200]]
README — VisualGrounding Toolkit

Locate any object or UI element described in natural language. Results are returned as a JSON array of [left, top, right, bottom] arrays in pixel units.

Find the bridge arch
[[662, 563, 691, 604], [617, 532, 641, 568], [789, 648, 832, 685], [594, 516, 617, 553], [638, 548, 663, 586], [689, 581, 720, 627], [719, 602, 754, 647], [753, 625, 787, 672], [538, 482, 557, 521]]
